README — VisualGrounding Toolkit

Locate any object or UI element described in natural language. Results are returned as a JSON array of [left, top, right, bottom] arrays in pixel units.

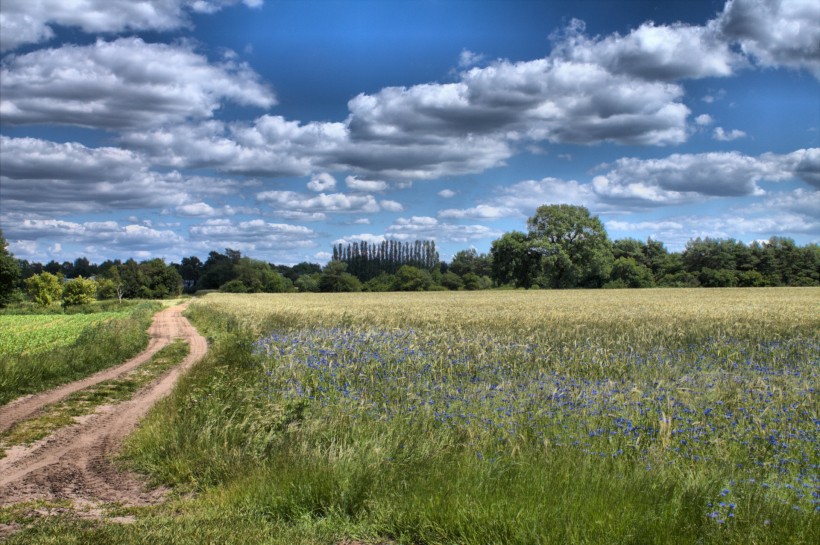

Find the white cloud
[[353, 218, 371, 225], [387, 216, 502, 243], [554, 18, 742, 81], [713, 127, 747, 141], [5, 218, 185, 251], [256, 190, 381, 214], [695, 114, 714, 126], [717, 0, 820, 78], [307, 173, 337, 192], [176, 202, 217, 217], [438, 205, 518, 219], [333, 233, 387, 245], [189, 218, 316, 251], [0, 38, 274, 129], [345, 176, 388, 192], [438, 189, 456, 198], [0, 136, 251, 215], [347, 57, 691, 149], [591, 150, 808, 203], [380, 200, 404, 212], [458, 49, 485, 68], [0, 0, 264, 52]]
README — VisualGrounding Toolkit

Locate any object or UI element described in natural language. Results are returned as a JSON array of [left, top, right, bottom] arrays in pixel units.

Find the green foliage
[[363, 272, 396, 292], [61, 276, 97, 306], [25, 272, 63, 306], [220, 279, 249, 293], [528, 204, 613, 288], [461, 272, 481, 290], [0, 302, 158, 404], [699, 267, 738, 288], [440, 271, 463, 290], [394, 265, 431, 291], [319, 261, 362, 292], [0, 229, 20, 308], [294, 273, 321, 293], [490, 230, 538, 288], [609, 257, 655, 288], [449, 248, 492, 277]]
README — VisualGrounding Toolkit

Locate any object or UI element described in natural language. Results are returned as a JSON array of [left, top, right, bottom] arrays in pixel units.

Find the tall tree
[[527, 204, 613, 288], [0, 230, 20, 307], [490, 231, 539, 288]]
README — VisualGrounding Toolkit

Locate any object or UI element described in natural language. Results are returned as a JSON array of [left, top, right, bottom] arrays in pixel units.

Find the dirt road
[[0, 302, 207, 508]]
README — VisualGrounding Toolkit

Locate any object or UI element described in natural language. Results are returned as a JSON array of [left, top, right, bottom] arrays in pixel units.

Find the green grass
[[0, 340, 189, 457], [0, 313, 125, 356], [0, 302, 161, 405], [4, 290, 819, 544]]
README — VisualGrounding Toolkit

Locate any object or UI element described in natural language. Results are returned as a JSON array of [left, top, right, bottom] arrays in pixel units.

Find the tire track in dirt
[[0, 303, 189, 434], [0, 301, 207, 508]]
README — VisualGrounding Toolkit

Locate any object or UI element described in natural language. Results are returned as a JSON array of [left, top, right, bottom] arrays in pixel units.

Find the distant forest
[[1, 205, 818, 306]]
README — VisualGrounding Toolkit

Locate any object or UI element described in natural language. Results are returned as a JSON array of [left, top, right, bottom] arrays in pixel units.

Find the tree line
[[333, 240, 439, 281], [1, 207, 818, 307]]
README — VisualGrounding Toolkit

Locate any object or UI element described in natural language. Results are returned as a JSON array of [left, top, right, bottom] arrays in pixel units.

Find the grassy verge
[[0, 340, 188, 458], [0, 302, 161, 405]]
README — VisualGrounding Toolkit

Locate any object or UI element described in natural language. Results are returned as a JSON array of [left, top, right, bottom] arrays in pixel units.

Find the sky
[[0, 0, 818, 266]]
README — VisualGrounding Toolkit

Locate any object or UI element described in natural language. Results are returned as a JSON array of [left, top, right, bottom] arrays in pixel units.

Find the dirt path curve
[[0, 301, 207, 508], [0, 302, 194, 434]]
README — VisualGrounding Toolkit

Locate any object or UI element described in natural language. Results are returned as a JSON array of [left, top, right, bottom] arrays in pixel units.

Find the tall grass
[[0, 302, 160, 405], [115, 289, 819, 544]]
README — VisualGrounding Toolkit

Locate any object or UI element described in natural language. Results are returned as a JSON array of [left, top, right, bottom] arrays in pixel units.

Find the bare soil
[[0, 302, 207, 510]]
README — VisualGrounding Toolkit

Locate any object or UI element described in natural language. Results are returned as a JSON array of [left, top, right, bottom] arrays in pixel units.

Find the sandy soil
[[0, 302, 208, 509]]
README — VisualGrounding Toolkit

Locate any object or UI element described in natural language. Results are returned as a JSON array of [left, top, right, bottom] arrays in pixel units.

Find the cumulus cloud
[[695, 114, 714, 126], [121, 116, 345, 177], [347, 57, 690, 148], [188, 218, 316, 251], [495, 177, 599, 213], [380, 200, 404, 212], [5, 218, 185, 252], [345, 176, 388, 192], [590, 150, 815, 204], [0, 38, 274, 129], [386, 216, 502, 243], [333, 233, 387, 245], [0, 0, 264, 52], [718, 0, 820, 78], [554, 18, 741, 81], [438, 204, 519, 219], [0, 136, 250, 214], [307, 173, 337, 192], [438, 189, 456, 198], [439, 148, 820, 221], [256, 190, 381, 214], [713, 127, 747, 141]]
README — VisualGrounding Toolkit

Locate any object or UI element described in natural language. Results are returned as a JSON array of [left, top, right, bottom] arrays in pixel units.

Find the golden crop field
[[192, 287, 820, 344]]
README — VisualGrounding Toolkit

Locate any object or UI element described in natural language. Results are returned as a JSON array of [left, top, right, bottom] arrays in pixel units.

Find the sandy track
[[0, 302, 207, 507]]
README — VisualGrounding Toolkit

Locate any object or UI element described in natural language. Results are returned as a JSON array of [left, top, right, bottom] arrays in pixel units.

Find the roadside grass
[[4, 290, 818, 544], [0, 302, 161, 405], [0, 340, 188, 458]]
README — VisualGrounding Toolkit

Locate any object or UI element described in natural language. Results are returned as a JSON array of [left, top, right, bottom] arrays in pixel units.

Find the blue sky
[[0, 0, 818, 265]]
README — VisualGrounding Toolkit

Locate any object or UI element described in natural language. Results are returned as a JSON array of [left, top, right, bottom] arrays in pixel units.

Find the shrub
[[62, 276, 97, 306]]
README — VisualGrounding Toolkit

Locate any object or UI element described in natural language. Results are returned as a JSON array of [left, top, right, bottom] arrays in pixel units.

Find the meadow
[[4, 289, 818, 544], [0, 302, 160, 404]]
